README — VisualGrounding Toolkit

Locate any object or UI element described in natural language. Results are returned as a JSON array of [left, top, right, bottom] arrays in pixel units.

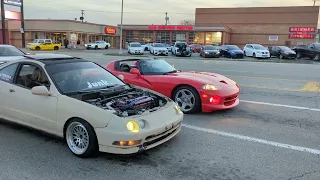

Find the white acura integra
[[0, 54, 183, 158]]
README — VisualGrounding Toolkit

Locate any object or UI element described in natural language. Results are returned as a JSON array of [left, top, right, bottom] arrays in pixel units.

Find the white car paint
[[0, 56, 183, 157], [86, 41, 110, 49], [243, 44, 270, 58], [0, 45, 28, 64], [150, 43, 169, 56], [128, 43, 144, 55]]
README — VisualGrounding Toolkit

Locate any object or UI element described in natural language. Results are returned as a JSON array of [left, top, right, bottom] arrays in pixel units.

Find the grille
[[224, 95, 238, 106], [144, 122, 181, 147]]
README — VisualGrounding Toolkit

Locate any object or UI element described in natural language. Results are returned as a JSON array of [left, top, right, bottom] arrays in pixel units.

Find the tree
[[179, 20, 195, 25]]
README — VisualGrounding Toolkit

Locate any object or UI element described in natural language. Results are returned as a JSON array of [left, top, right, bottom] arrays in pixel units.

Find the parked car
[[243, 44, 270, 58], [171, 42, 192, 57], [0, 54, 183, 157], [27, 39, 53, 48], [144, 43, 153, 51], [128, 42, 144, 55], [0, 45, 29, 64], [28, 42, 61, 51], [292, 43, 320, 60], [86, 41, 110, 49], [165, 44, 172, 52], [189, 44, 203, 53], [150, 43, 169, 56], [200, 45, 220, 58], [106, 58, 240, 114], [220, 45, 244, 58], [268, 46, 297, 59]]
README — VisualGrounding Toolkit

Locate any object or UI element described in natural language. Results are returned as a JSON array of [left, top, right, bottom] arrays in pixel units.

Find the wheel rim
[[66, 122, 89, 155], [175, 89, 196, 112], [280, 54, 283, 59]]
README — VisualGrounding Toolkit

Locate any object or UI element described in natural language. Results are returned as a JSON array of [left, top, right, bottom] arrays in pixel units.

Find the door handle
[[9, 89, 15, 92]]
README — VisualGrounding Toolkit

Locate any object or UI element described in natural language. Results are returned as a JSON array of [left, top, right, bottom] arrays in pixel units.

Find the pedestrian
[[77, 39, 81, 49]]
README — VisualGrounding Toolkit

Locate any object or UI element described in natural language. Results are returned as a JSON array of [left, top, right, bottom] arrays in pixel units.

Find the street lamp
[[119, 0, 123, 54]]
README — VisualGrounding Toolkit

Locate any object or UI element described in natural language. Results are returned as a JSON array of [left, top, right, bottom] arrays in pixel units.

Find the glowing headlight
[[205, 51, 209, 54], [216, 51, 220, 54], [202, 84, 221, 90], [126, 121, 139, 133]]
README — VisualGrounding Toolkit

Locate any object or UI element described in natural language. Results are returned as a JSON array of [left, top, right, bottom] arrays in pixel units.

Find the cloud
[[3, 0, 315, 25]]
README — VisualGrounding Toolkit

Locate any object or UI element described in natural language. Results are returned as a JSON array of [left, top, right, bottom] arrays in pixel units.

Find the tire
[[173, 86, 201, 114], [244, 51, 246, 56], [297, 52, 301, 59], [314, 54, 320, 61], [35, 46, 40, 50], [144, 47, 148, 51], [54, 46, 59, 50], [279, 54, 283, 59], [253, 53, 256, 58], [95, 45, 98, 49], [105, 45, 109, 49], [65, 119, 98, 158]]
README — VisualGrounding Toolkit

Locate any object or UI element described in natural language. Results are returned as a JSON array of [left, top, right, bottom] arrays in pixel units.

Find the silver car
[[0, 45, 27, 64]]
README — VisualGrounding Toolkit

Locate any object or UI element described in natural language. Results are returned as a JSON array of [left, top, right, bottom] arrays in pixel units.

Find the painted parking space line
[[240, 100, 320, 112], [182, 124, 320, 155]]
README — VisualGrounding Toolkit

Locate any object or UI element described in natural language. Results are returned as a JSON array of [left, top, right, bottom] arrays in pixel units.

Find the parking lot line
[[239, 84, 304, 92], [225, 75, 309, 82], [182, 124, 320, 155], [240, 100, 320, 112], [300, 82, 320, 92]]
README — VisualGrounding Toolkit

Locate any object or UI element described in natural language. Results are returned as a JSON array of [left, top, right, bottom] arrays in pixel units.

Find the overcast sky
[[3, 0, 317, 25]]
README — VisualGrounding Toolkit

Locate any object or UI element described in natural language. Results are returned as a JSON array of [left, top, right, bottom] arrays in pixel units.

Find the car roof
[[23, 53, 85, 65], [0, 44, 16, 48]]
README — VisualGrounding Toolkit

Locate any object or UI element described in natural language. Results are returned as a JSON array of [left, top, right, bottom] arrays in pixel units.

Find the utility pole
[[165, 12, 169, 25], [119, 0, 123, 54], [313, 0, 317, 6], [80, 10, 84, 22], [1, 0, 6, 44], [21, 0, 25, 48]]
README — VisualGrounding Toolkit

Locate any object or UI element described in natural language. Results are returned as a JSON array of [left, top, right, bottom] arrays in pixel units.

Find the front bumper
[[283, 53, 297, 59], [255, 53, 270, 58], [95, 104, 183, 154], [130, 50, 144, 54], [204, 52, 220, 58], [154, 51, 168, 56], [231, 54, 244, 59], [198, 85, 240, 112]]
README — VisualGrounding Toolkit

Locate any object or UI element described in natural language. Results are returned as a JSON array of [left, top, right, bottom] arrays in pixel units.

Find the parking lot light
[[119, 0, 124, 55]]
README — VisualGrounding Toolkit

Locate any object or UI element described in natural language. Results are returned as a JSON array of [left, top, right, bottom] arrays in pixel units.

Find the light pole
[[119, 0, 123, 54], [1, 0, 6, 44]]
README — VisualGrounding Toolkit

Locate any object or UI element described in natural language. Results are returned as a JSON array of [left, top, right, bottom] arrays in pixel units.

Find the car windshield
[[226, 45, 240, 50], [32, 40, 38, 43], [154, 44, 165, 47], [253, 45, 266, 50], [45, 61, 126, 94], [131, 44, 141, 47], [176, 43, 187, 46], [204, 46, 218, 50], [0, 46, 25, 56], [279, 46, 292, 51], [138, 59, 176, 75]]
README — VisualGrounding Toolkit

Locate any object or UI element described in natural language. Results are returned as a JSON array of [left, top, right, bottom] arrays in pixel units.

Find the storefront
[[119, 24, 230, 48]]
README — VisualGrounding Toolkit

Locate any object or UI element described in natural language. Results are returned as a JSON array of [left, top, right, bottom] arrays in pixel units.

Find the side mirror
[[31, 86, 51, 96], [118, 74, 124, 80], [129, 68, 141, 76]]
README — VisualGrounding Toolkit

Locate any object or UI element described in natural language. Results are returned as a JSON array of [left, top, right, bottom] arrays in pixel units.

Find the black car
[[200, 45, 220, 58], [268, 46, 297, 59], [292, 43, 320, 60]]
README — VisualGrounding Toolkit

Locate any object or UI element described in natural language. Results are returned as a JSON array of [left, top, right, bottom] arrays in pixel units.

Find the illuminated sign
[[289, 27, 316, 39], [4, 11, 21, 20], [147, 25, 194, 31], [105, 27, 116, 35], [289, 34, 315, 39], [4, 0, 22, 7]]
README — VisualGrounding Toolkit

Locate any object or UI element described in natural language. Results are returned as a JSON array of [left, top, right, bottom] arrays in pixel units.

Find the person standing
[[76, 39, 81, 49]]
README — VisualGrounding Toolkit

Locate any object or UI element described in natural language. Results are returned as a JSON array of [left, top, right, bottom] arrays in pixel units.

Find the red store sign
[[105, 27, 117, 35], [148, 25, 194, 31], [288, 27, 316, 39]]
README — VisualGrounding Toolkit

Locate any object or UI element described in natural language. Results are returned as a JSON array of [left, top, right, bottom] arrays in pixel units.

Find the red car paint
[[105, 60, 240, 112], [189, 44, 203, 53]]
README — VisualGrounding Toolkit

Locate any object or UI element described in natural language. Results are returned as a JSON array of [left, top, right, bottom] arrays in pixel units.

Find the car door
[[10, 63, 58, 133], [306, 44, 316, 58]]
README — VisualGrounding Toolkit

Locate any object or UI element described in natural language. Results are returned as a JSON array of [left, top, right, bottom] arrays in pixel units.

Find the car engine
[[82, 88, 168, 117]]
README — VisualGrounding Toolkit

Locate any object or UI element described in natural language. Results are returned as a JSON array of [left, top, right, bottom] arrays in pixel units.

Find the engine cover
[[116, 96, 154, 110]]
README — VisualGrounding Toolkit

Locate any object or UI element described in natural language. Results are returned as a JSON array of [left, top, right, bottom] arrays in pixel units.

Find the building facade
[[195, 6, 320, 48], [0, 19, 121, 48], [119, 24, 231, 48]]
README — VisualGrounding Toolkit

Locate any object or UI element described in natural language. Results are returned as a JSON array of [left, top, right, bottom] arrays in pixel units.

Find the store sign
[[147, 25, 194, 31], [3, 10, 21, 20], [105, 27, 116, 35], [289, 27, 316, 39], [268, 36, 278, 41], [4, 0, 22, 7]]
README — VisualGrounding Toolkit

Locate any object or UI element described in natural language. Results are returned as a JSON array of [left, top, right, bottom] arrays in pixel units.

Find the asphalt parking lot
[[1, 49, 320, 180]]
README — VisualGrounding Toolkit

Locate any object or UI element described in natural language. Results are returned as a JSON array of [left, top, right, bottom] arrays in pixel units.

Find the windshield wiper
[[163, 70, 178, 75]]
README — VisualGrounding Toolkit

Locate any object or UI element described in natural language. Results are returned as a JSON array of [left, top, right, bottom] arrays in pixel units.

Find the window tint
[[45, 40, 51, 43], [16, 64, 50, 89], [38, 40, 44, 43], [0, 63, 18, 83]]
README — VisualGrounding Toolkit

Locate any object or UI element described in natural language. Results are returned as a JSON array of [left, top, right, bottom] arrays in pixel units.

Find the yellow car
[[28, 43, 61, 51]]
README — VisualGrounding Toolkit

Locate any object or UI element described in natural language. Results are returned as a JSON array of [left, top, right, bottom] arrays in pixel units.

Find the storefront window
[[126, 31, 152, 44], [172, 32, 186, 44], [193, 32, 204, 44], [189, 32, 195, 44], [205, 32, 222, 45], [156, 31, 170, 44]]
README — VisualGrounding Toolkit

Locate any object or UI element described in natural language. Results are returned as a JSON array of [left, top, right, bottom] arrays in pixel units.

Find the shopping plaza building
[[0, 6, 319, 48]]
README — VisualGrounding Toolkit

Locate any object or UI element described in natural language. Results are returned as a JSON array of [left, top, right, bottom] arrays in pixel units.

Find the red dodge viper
[[105, 59, 240, 114]]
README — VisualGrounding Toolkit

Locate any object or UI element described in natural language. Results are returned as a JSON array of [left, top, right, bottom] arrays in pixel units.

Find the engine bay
[[79, 88, 168, 117]]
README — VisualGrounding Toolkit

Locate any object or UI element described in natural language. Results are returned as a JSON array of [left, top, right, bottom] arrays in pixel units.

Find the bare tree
[[179, 20, 195, 25]]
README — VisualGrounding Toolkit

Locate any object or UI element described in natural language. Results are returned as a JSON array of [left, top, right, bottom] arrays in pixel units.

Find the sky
[[2, 0, 318, 26]]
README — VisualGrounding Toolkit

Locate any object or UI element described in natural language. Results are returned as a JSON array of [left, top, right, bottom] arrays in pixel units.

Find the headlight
[[202, 84, 221, 90], [127, 121, 139, 133], [216, 51, 220, 54], [205, 51, 209, 54]]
